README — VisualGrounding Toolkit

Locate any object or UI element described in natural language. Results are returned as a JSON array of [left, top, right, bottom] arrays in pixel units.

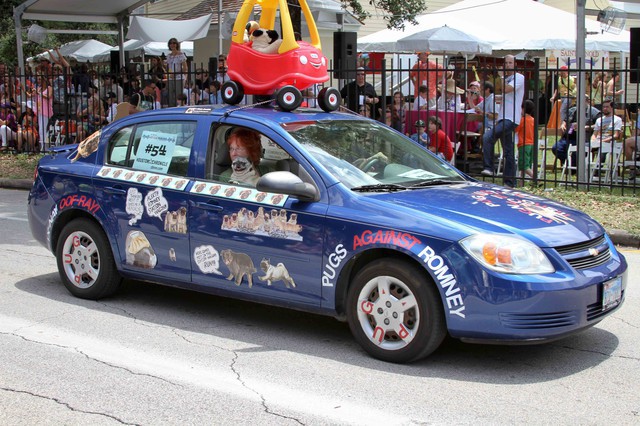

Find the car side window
[[207, 125, 288, 184], [106, 121, 197, 177]]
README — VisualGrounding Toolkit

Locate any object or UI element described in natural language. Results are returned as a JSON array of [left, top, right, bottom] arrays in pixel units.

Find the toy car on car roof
[[28, 104, 627, 363], [221, 0, 340, 112]]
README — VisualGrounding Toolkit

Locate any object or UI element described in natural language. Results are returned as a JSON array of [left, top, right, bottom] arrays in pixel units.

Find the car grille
[[499, 312, 578, 329], [554, 235, 612, 270]]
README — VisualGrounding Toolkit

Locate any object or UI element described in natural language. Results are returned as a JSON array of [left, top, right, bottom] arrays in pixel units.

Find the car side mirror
[[257, 171, 319, 202]]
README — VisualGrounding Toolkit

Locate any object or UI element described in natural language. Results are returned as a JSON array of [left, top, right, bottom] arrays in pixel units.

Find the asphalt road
[[1, 188, 639, 425]]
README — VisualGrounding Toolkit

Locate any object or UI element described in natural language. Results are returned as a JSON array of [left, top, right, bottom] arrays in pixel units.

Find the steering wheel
[[360, 157, 387, 174]]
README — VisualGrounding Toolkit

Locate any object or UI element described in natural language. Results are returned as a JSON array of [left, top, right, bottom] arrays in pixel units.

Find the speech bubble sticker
[[194, 245, 222, 275], [126, 188, 144, 225], [144, 187, 168, 219]]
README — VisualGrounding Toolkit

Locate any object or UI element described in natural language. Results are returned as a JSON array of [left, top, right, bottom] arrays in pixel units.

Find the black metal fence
[[1, 56, 638, 194]]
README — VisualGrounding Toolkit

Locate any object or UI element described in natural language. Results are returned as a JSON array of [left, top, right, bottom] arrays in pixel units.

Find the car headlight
[[460, 234, 555, 274]]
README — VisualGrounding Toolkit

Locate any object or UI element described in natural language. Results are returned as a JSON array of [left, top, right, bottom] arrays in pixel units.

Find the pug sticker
[[125, 231, 157, 268]]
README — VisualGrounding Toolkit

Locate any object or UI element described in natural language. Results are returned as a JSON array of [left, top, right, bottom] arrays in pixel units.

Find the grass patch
[[525, 187, 640, 237], [0, 153, 43, 179], [2, 152, 638, 237]]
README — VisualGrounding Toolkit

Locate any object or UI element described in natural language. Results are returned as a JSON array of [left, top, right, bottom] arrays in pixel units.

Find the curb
[[0, 179, 32, 190], [2, 179, 639, 248]]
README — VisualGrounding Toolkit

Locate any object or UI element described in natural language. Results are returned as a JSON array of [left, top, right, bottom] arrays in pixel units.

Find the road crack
[[229, 352, 305, 425], [0, 387, 138, 425]]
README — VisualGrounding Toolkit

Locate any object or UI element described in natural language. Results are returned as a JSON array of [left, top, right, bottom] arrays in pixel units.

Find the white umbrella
[[395, 25, 492, 56]]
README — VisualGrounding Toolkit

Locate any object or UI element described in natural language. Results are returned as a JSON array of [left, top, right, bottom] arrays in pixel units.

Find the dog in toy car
[[250, 28, 282, 54]]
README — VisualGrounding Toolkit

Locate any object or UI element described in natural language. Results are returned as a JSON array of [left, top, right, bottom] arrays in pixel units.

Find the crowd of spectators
[[0, 45, 232, 153]]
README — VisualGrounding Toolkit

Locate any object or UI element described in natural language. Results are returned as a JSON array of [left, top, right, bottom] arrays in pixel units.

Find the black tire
[[317, 87, 341, 112], [222, 81, 245, 105], [56, 218, 122, 299], [346, 259, 446, 363], [276, 85, 302, 112]]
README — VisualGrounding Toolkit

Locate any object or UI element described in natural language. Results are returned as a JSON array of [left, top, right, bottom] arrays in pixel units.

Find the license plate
[[602, 276, 622, 311]]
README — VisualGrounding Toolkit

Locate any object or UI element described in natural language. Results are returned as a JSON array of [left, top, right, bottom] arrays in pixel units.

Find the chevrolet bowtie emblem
[[589, 248, 600, 257]]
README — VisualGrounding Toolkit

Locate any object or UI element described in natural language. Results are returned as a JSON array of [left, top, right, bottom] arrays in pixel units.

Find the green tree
[[343, 0, 427, 30], [1, 0, 116, 67]]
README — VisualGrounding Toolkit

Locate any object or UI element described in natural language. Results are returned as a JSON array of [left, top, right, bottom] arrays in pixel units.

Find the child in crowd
[[105, 92, 118, 123], [410, 120, 430, 147], [516, 99, 535, 179], [412, 85, 429, 111], [427, 116, 454, 162]]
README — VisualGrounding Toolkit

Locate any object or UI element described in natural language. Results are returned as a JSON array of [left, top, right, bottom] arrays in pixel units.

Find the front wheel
[[56, 218, 122, 299], [347, 259, 446, 363], [275, 85, 302, 112]]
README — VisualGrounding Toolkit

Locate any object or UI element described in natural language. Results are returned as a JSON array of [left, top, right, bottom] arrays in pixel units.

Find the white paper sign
[[133, 131, 178, 174]]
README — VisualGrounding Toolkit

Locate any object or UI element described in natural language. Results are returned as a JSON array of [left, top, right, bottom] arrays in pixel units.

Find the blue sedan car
[[28, 105, 627, 363]]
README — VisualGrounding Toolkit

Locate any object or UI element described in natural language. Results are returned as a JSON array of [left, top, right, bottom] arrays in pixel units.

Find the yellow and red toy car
[[222, 0, 341, 112]]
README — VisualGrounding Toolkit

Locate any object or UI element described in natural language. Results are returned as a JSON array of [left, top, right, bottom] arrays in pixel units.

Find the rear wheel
[[317, 87, 341, 112], [222, 81, 245, 105], [56, 219, 122, 299], [346, 259, 446, 363], [276, 85, 302, 112]]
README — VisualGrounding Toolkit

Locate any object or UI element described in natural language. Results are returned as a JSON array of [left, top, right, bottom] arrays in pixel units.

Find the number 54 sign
[[133, 131, 178, 174]]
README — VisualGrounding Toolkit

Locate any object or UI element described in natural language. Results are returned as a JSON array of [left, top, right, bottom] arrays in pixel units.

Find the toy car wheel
[[222, 81, 245, 105], [346, 259, 446, 363], [56, 218, 122, 300], [276, 86, 302, 112], [317, 87, 341, 112]]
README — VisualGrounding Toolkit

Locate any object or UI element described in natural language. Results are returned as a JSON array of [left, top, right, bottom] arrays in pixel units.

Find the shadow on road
[[15, 272, 619, 384]]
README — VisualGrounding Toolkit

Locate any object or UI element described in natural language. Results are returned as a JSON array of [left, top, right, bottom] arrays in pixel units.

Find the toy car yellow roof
[[231, 0, 321, 54]]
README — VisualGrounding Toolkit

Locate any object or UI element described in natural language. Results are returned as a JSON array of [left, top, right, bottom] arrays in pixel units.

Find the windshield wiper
[[410, 179, 465, 188], [351, 184, 407, 192]]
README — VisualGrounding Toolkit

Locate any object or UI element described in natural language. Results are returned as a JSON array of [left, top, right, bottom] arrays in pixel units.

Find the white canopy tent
[[357, 0, 630, 54], [29, 39, 113, 63], [92, 40, 195, 63]]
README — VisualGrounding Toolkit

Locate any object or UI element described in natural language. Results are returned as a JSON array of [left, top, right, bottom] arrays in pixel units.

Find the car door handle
[[195, 201, 224, 212], [104, 186, 126, 195]]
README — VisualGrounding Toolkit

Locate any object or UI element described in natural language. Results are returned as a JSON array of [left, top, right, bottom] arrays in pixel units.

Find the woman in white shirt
[[165, 37, 188, 107]]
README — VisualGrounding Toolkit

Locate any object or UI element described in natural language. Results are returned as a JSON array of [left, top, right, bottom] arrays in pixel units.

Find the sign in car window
[[133, 131, 178, 174]]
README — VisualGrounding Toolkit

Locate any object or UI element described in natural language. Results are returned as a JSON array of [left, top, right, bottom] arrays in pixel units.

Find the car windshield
[[282, 119, 466, 189]]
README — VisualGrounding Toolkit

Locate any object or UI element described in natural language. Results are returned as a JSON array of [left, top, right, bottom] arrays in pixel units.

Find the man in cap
[[551, 94, 600, 165], [340, 67, 380, 120], [410, 51, 444, 109]]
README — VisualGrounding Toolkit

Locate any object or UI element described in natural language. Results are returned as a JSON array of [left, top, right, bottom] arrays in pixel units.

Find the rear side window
[[106, 121, 197, 177]]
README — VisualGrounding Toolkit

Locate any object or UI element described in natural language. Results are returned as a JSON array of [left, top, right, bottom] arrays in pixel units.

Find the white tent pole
[[576, 0, 587, 185], [118, 14, 126, 71]]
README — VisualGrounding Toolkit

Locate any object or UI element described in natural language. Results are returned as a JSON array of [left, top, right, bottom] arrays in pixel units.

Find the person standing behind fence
[[34, 74, 53, 152], [590, 72, 605, 110], [549, 66, 576, 126], [340, 67, 380, 120], [409, 51, 443, 109], [605, 70, 625, 103], [516, 99, 535, 179], [391, 91, 407, 133], [165, 37, 188, 107], [480, 55, 525, 188]]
